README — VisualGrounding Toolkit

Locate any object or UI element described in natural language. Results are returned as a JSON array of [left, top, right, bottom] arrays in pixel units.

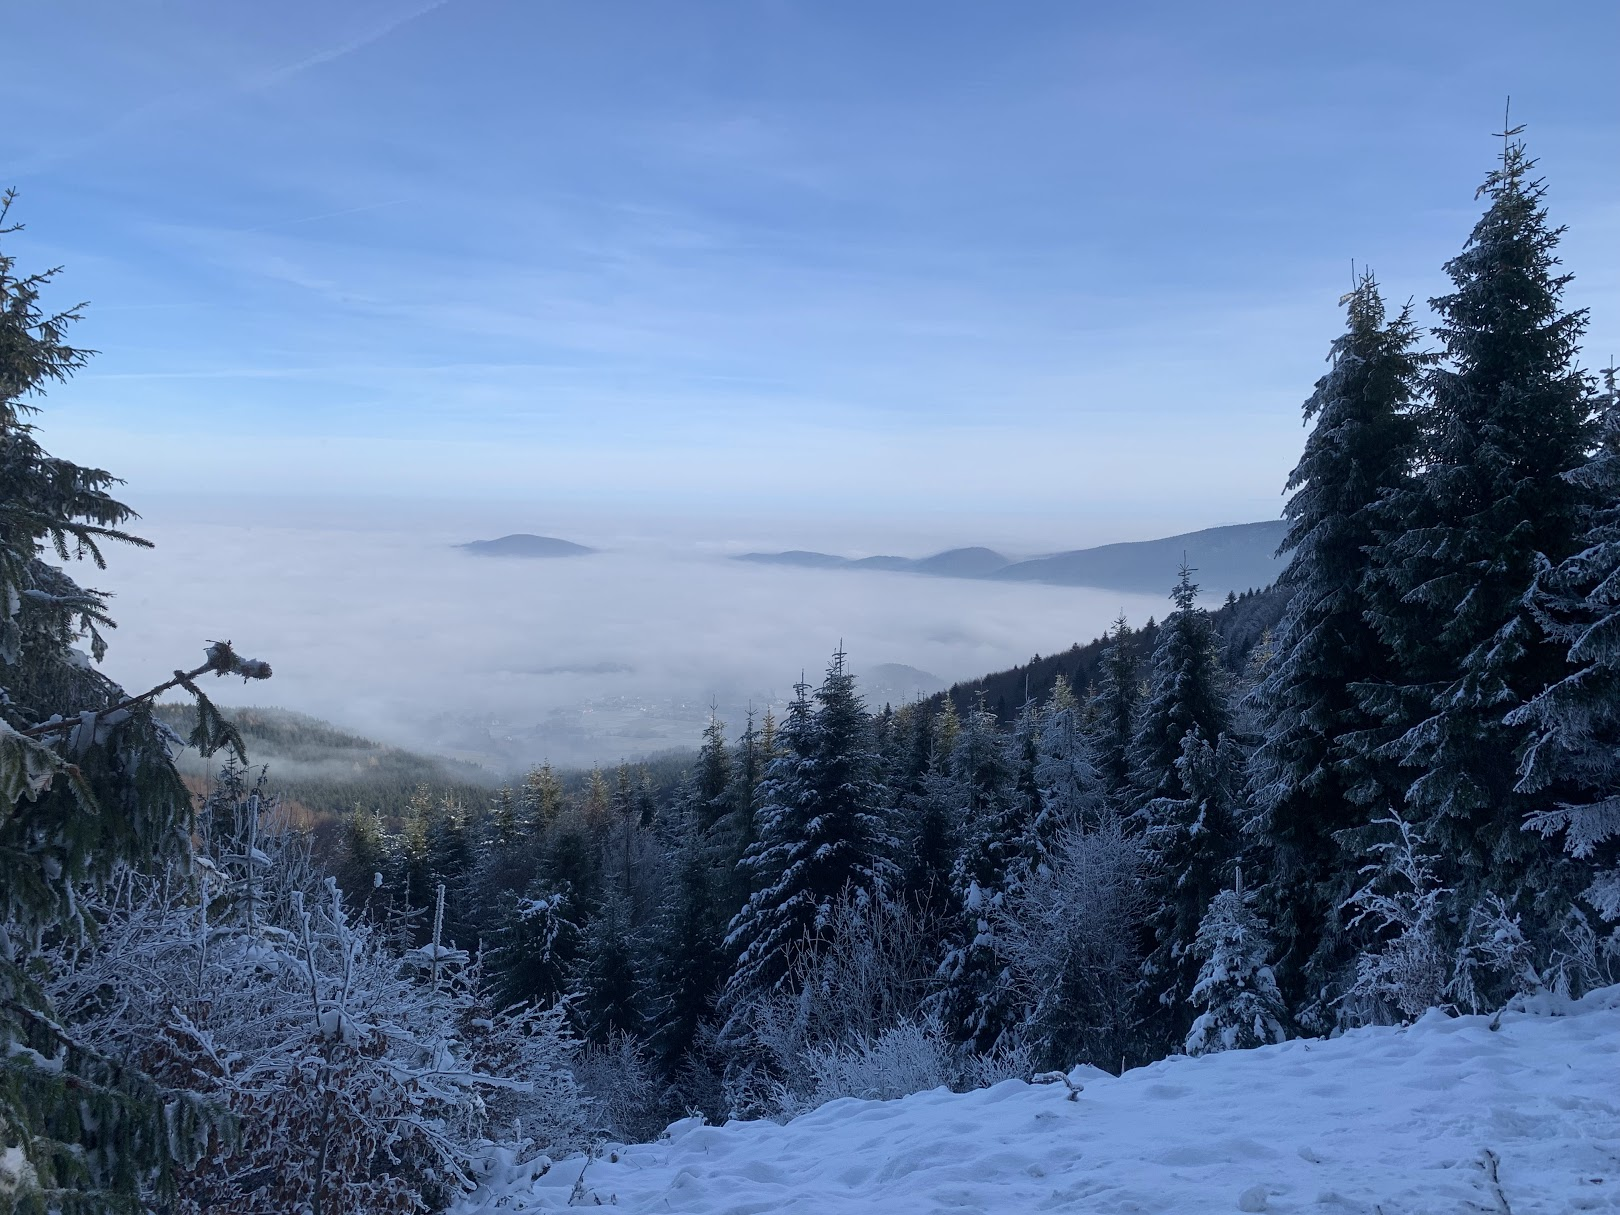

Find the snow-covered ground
[[465, 987, 1620, 1214]]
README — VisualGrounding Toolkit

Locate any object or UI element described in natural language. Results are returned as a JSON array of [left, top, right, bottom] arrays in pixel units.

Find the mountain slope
[[465, 985, 1620, 1213], [994, 519, 1286, 594], [928, 585, 1288, 722], [734, 521, 1283, 596]]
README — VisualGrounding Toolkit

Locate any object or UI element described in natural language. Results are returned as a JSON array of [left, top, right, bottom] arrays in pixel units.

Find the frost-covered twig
[[1031, 1070, 1084, 1100], [21, 640, 271, 739], [1480, 1148, 1513, 1215]]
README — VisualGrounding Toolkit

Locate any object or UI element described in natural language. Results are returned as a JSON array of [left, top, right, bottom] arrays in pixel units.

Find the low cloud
[[92, 501, 1169, 770]]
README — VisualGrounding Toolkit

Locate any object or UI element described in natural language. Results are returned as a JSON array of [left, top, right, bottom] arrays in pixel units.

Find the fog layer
[[93, 503, 1173, 768]]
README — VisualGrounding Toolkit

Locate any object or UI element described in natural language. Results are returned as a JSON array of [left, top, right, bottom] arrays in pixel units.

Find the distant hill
[[735, 520, 1284, 597], [912, 546, 1010, 578], [460, 533, 596, 558], [994, 520, 1286, 595], [741, 549, 852, 569], [858, 662, 947, 705]]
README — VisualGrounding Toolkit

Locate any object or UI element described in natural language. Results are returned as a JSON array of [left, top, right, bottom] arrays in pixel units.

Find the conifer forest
[[4, 125, 1620, 1213]]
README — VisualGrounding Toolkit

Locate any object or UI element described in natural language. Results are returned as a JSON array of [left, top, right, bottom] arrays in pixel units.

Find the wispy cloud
[[245, 0, 454, 91], [237, 199, 407, 234], [8, 1, 454, 178]]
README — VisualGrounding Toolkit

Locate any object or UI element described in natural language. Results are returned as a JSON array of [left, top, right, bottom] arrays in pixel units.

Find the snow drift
[[464, 986, 1620, 1213]]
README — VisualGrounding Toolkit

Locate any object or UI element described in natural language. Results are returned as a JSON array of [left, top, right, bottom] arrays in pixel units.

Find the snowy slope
[[465, 987, 1620, 1214]]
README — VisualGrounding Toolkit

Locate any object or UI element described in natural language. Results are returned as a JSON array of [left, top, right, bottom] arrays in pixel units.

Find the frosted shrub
[[720, 887, 941, 1118], [794, 887, 942, 1045], [1341, 812, 1452, 1023], [574, 1031, 668, 1144], [996, 822, 1148, 1071], [955, 1036, 1035, 1091], [797, 1020, 953, 1109], [46, 781, 591, 1212]]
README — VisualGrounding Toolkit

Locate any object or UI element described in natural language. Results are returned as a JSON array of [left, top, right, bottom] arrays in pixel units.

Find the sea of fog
[[89, 498, 1175, 769]]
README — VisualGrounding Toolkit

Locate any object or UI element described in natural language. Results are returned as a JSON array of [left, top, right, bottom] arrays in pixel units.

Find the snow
[[463, 986, 1620, 1213]]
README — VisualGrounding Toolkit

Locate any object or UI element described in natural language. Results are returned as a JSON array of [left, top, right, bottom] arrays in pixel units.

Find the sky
[[5, 3, 1620, 761], [5, 0, 1617, 535]]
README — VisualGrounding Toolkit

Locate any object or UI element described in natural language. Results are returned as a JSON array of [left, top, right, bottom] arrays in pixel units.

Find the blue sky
[[5, 1, 1618, 537]]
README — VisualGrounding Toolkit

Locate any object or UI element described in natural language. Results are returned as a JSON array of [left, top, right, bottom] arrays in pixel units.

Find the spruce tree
[[1139, 728, 1246, 1050], [0, 192, 261, 1211], [490, 883, 582, 1009], [1185, 871, 1288, 1056], [336, 805, 389, 913], [714, 711, 764, 913], [721, 652, 894, 1008], [1086, 615, 1139, 799], [721, 679, 814, 1004], [581, 767, 613, 832], [1128, 567, 1230, 808], [694, 712, 733, 830], [895, 703, 959, 918], [428, 795, 476, 947], [395, 784, 437, 932], [647, 789, 726, 1073], [573, 895, 644, 1043], [1510, 365, 1620, 927], [1033, 678, 1109, 840], [934, 693, 1026, 1053], [1362, 130, 1594, 955], [1249, 273, 1425, 1021], [520, 761, 564, 833], [466, 786, 538, 938]]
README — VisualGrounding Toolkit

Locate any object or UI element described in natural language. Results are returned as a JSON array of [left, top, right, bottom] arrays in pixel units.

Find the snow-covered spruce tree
[[519, 761, 565, 834], [1138, 727, 1247, 1052], [427, 793, 477, 948], [1248, 272, 1426, 1024], [335, 805, 389, 918], [1085, 615, 1138, 799], [894, 703, 960, 921], [1360, 131, 1595, 964], [0, 193, 268, 1213], [721, 652, 895, 1012], [393, 784, 437, 940], [1510, 365, 1620, 936], [932, 693, 1028, 1054], [1185, 871, 1287, 1056], [1033, 678, 1110, 841], [694, 712, 733, 831], [489, 883, 582, 1010], [1128, 568, 1231, 809], [573, 892, 644, 1044], [601, 763, 662, 933], [714, 709, 764, 912], [465, 784, 539, 941], [645, 787, 726, 1076], [642, 715, 746, 1073]]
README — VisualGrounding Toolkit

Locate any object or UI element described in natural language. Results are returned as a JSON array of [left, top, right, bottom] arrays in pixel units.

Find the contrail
[[248, 0, 455, 91]]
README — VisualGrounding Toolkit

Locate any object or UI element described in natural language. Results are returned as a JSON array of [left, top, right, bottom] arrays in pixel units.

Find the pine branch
[[22, 641, 271, 741]]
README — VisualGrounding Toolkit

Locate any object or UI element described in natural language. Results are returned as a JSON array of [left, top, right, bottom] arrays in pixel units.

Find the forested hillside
[[932, 584, 1287, 723], [5, 131, 1618, 1214]]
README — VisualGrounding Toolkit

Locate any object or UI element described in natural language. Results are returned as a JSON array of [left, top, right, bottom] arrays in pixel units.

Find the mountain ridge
[[736, 520, 1285, 596]]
